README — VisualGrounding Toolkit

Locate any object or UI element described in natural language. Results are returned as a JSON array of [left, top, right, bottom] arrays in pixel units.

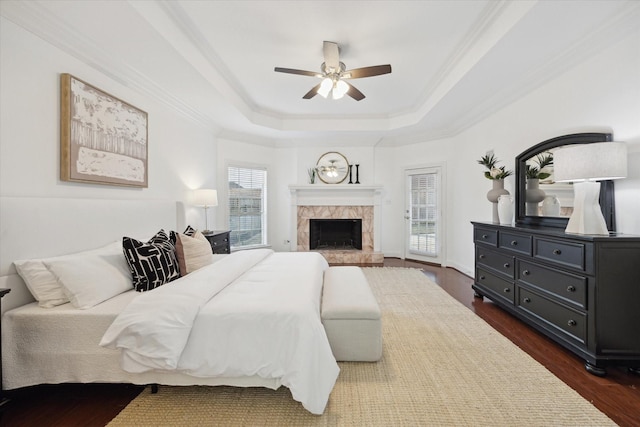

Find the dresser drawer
[[534, 238, 586, 271], [517, 260, 587, 309], [476, 268, 515, 305], [518, 288, 586, 345], [498, 231, 532, 256], [476, 246, 514, 279], [474, 227, 497, 247]]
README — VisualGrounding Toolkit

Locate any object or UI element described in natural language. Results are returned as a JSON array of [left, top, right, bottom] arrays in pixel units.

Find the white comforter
[[100, 249, 339, 414]]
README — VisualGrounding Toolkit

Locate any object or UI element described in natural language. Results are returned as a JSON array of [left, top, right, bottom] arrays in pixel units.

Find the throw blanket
[[101, 249, 339, 414]]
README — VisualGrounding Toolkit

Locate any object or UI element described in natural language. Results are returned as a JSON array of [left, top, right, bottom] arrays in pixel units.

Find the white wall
[[0, 17, 218, 264], [215, 141, 381, 251], [394, 28, 640, 276], [3, 13, 638, 288], [381, 140, 456, 260], [257, 26, 640, 278]]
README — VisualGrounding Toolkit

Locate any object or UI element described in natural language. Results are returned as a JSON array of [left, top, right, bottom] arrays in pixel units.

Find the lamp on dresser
[[553, 141, 627, 235], [193, 189, 218, 233]]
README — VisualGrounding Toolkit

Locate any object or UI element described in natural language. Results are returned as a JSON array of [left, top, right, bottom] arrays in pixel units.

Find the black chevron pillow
[[122, 229, 180, 292], [183, 225, 197, 237]]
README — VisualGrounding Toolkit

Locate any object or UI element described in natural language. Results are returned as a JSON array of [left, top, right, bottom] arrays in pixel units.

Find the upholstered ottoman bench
[[321, 266, 382, 362]]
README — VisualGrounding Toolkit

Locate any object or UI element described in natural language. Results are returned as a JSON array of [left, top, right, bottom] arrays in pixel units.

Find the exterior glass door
[[405, 167, 442, 264]]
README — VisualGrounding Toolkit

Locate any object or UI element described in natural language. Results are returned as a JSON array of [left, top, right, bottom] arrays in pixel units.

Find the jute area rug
[[108, 267, 614, 426]]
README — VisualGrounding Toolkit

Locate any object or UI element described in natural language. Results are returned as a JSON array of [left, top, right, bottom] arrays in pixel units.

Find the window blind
[[227, 165, 267, 248]]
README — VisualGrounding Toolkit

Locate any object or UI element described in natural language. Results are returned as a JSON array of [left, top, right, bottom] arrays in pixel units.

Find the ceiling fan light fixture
[[274, 41, 391, 101], [332, 80, 349, 100], [318, 78, 332, 98]]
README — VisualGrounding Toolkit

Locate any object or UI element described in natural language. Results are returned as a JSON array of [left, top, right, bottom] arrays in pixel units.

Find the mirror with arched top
[[515, 133, 616, 230]]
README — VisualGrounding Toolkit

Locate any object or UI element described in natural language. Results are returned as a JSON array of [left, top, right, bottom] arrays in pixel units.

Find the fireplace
[[289, 185, 384, 264], [310, 219, 362, 250]]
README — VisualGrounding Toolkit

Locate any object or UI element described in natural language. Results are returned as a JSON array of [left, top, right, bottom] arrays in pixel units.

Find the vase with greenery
[[478, 154, 513, 222], [478, 154, 513, 181], [525, 153, 553, 215]]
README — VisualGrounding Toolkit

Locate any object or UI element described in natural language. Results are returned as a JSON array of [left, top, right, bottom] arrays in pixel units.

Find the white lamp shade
[[193, 189, 218, 207], [318, 78, 332, 98], [553, 141, 626, 236], [332, 80, 349, 99], [554, 142, 627, 182]]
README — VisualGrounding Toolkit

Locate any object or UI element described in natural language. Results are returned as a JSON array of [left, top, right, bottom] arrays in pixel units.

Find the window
[[227, 165, 267, 249]]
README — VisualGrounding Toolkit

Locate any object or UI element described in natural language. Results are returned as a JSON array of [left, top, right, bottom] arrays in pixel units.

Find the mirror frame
[[515, 132, 616, 230], [316, 151, 349, 184]]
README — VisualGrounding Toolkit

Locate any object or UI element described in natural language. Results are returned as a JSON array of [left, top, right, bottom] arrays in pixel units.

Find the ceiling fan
[[274, 41, 392, 101]]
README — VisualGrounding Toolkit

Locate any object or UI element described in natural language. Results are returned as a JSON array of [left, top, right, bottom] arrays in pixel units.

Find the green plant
[[525, 153, 553, 180], [477, 154, 513, 180], [307, 167, 317, 184]]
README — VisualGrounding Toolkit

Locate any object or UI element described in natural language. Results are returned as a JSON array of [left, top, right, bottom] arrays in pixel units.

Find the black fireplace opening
[[309, 219, 362, 250]]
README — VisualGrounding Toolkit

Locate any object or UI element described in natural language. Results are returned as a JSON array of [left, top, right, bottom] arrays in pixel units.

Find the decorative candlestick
[[355, 164, 360, 184], [348, 165, 353, 184]]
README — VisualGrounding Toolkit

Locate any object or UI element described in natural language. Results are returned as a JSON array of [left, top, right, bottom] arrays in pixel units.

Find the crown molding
[[2, 0, 637, 145], [440, 2, 640, 140], [0, 0, 220, 132]]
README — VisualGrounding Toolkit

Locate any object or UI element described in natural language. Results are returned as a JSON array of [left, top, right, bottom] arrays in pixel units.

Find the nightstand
[[203, 230, 231, 254], [0, 288, 11, 416]]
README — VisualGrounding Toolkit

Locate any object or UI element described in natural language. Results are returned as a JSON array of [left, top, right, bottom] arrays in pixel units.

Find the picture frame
[[60, 74, 148, 187]]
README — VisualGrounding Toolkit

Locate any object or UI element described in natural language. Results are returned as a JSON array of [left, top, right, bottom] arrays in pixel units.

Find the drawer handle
[[511, 240, 518, 246], [482, 234, 489, 239], [567, 319, 577, 327], [523, 297, 531, 303], [479, 275, 486, 280], [503, 263, 510, 268], [553, 249, 562, 255], [503, 288, 511, 293], [522, 270, 530, 276], [567, 285, 576, 292], [479, 254, 485, 259]]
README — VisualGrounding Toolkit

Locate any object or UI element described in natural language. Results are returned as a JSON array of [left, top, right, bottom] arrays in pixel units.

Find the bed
[[0, 197, 339, 415]]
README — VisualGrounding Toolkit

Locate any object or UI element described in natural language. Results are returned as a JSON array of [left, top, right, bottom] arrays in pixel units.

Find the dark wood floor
[[2, 259, 639, 426]]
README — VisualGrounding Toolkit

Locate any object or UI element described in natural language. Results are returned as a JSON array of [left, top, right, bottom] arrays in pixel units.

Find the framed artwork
[[60, 74, 148, 187]]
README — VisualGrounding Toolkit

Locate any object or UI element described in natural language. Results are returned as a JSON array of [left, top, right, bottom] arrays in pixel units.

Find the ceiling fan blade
[[274, 67, 320, 77], [323, 41, 340, 72], [345, 82, 365, 101], [302, 83, 321, 99], [344, 65, 392, 79]]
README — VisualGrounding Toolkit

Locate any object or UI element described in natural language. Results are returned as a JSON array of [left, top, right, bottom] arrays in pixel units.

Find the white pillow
[[14, 241, 126, 309], [175, 230, 215, 275], [13, 259, 68, 308], [44, 242, 132, 309]]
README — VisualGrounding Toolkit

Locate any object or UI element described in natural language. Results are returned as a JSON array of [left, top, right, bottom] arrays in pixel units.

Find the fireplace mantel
[[289, 184, 383, 255], [289, 185, 383, 206]]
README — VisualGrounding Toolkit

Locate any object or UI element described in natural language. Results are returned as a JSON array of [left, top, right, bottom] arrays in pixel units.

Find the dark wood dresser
[[472, 221, 640, 376], [203, 230, 231, 254]]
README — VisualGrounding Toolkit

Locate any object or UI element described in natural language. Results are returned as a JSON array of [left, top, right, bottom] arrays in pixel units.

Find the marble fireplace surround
[[289, 185, 384, 264]]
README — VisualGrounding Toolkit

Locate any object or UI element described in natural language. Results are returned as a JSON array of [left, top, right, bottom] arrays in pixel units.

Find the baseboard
[[446, 261, 474, 279], [382, 251, 403, 259]]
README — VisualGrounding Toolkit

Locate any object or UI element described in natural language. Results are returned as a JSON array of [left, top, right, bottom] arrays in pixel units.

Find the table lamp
[[193, 189, 218, 233], [553, 142, 627, 235]]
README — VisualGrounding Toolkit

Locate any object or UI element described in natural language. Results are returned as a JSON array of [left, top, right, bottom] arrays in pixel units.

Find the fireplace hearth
[[310, 219, 362, 250]]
